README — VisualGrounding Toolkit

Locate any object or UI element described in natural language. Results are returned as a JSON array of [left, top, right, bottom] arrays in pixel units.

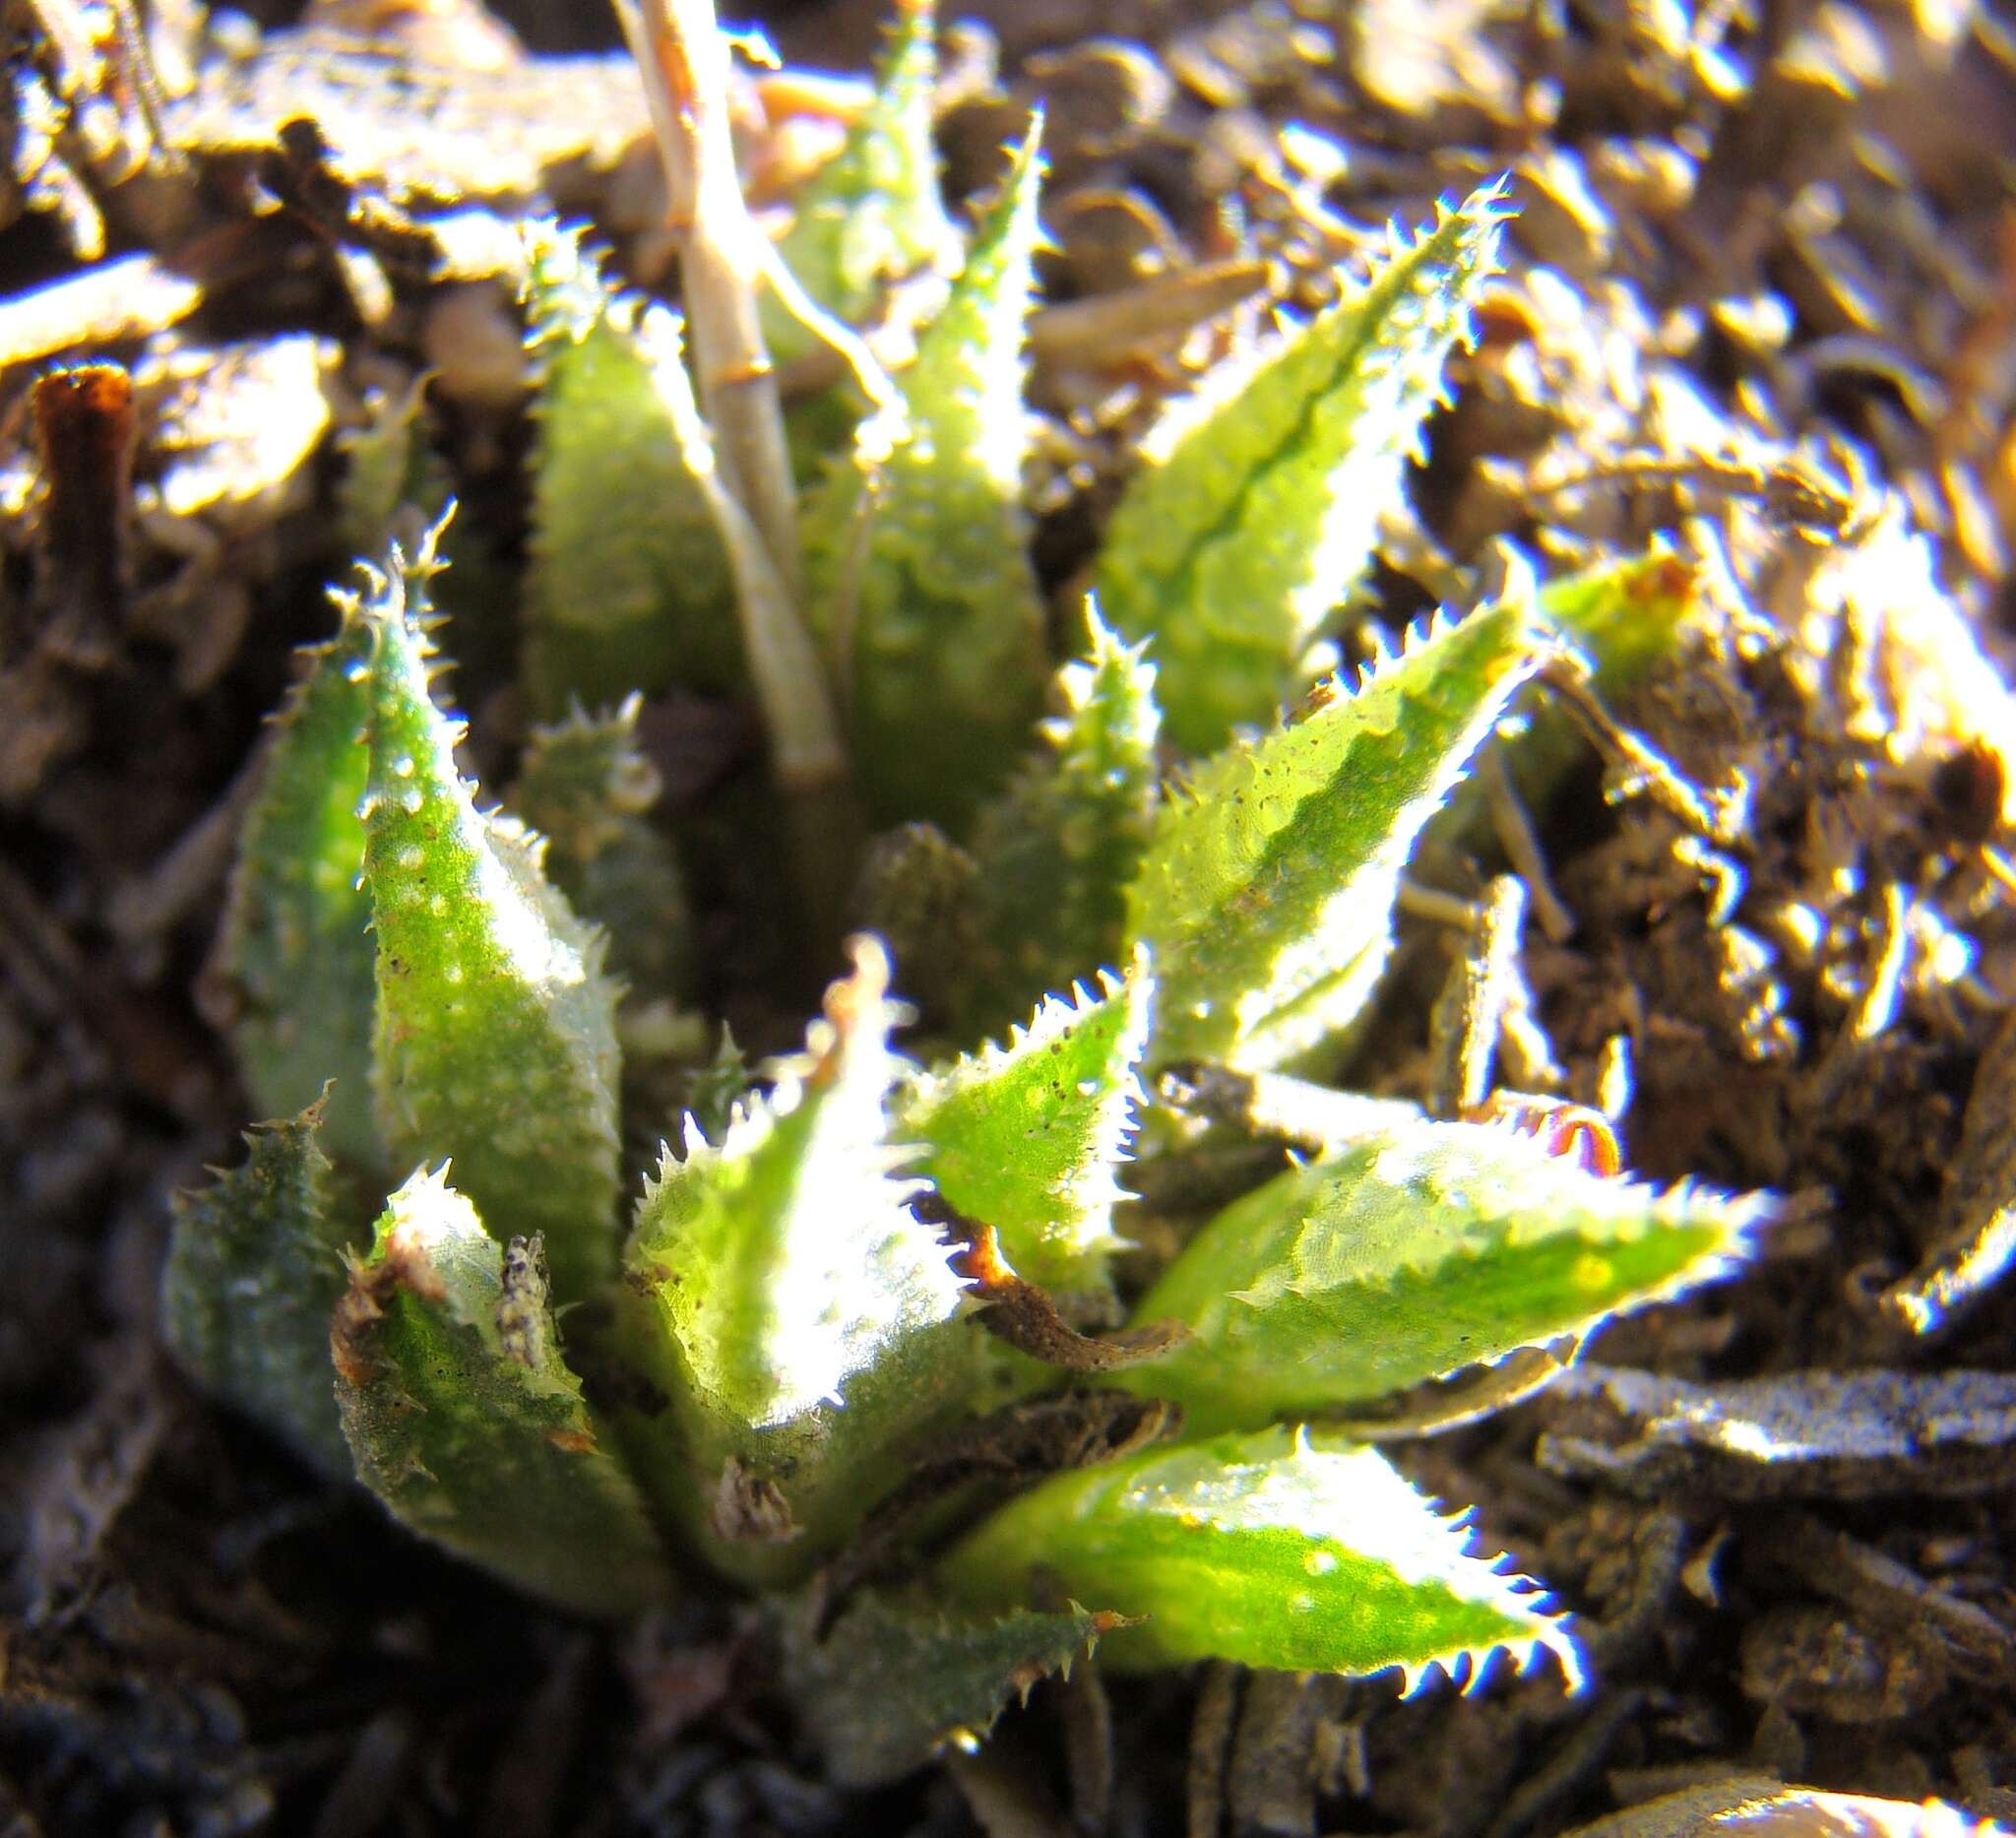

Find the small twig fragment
[[31, 362, 138, 670], [924, 1195, 1186, 1371]]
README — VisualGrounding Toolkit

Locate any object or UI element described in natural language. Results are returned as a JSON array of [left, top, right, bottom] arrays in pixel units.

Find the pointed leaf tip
[[1095, 180, 1510, 751]]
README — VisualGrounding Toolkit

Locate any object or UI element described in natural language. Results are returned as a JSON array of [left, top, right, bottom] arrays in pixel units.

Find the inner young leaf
[[898, 960, 1152, 1295]]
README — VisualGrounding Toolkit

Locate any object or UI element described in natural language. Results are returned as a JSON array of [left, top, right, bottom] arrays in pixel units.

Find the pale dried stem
[[614, 0, 863, 926], [615, 0, 801, 595]]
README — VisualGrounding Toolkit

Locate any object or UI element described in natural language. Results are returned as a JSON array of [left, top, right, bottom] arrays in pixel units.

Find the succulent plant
[[164, 0, 1773, 1788]]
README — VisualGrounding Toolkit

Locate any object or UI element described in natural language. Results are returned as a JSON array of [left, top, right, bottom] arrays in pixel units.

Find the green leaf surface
[[335, 374, 452, 563], [509, 697, 694, 1007], [334, 1169, 668, 1616], [1126, 591, 1550, 1072], [356, 539, 622, 1300], [615, 940, 979, 1576], [1414, 547, 1702, 894], [939, 1426, 1582, 1685], [1115, 1113, 1768, 1433], [1095, 183, 1508, 752], [215, 610, 380, 1172], [802, 125, 1048, 829], [899, 961, 1151, 1294], [1536, 544, 1698, 692], [161, 1101, 359, 1476], [850, 820, 980, 1023], [962, 610, 1162, 1037], [767, 0, 959, 363], [521, 222, 736, 713], [786, 1589, 1119, 1786]]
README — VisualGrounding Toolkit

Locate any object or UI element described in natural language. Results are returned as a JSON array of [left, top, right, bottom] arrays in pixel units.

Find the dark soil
[[4, 0, 2016, 1833]]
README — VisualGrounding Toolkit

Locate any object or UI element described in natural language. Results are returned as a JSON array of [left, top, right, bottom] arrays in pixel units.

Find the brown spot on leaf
[[329, 1228, 445, 1387]]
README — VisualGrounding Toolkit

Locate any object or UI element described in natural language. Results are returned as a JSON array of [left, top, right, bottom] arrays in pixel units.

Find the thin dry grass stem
[[613, 0, 861, 921], [614, 0, 799, 594]]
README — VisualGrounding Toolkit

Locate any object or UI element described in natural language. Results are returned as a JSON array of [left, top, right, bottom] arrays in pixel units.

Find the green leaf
[[509, 696, 694, 1008], [1418, 547, 1702, 876], [1094, 183, 1509, 753], [335, 373, 451, 562], [614, 938, 979, 1577], [962, 609, 1163, 1037], [767, 0, 960, 364], [939, 1426, 1583, 1686], [850, 821, 980, 1024], [521, 221, 736, 714], [161, 1101, 359, 1476], [1126, 589, 1550, 1072], [802, 124, 1048, 830], [334, 1168, 669, 1616], [355, 538, 622, 1300], [213, 610, 379, 1172], [899, 960, 1151, 1295], [1113, 1113, 1768, 1434], [1536, 543, 1698, 693], [785, 1589, 1120, 1786], [681, 1025, 756, 1149]]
